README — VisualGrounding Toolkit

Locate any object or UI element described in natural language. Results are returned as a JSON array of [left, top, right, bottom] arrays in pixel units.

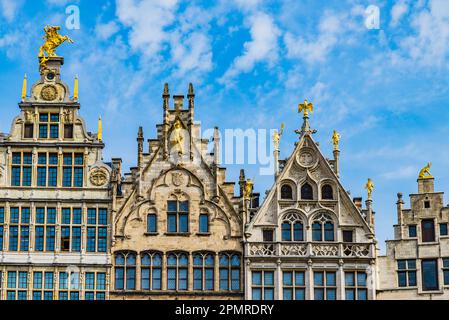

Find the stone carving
[[249, 243, 276, 256], [24, 110, 34, 122], [0, 165, 4, 180], [311, 244, 339, 257], [41, 84, 57, 101], [343, 244, 370, 257], [172, 171, 185, 187], [298, 151, 314, 167], [62, 109, 74, 123], [280, 243, 307, 256], [89, 167, 109, 186]]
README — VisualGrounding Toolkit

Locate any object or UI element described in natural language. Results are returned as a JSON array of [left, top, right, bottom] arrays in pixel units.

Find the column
[[338, 259, 345, 300], [136, 252, 141, 291], [214, 253, 220, 292], [161, 252, 167, 291], [188, 253, 193, 292], [276, 258, 282, 300], [307, 259, 313, 300]]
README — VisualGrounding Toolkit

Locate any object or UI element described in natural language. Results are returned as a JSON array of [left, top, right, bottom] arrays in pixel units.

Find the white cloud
[[390, 0, 409, 27], [0, 0, 24, 22], [381, 165, 417, 180], [95, 21, 120, 40], [219, 12, 280, 84]]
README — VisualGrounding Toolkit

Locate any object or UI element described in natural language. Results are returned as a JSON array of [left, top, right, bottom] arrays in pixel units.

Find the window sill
[[164, 232, 191, 236], [144, 232, 159, 236], [196, 232, 211, 236]]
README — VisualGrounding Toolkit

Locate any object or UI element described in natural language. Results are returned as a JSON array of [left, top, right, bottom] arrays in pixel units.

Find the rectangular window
[[262, 230, 274, 242], [343, 230, 353, 242], [0, 207, 4, 250], [64, 124, 73, 139], [147, 214, 157, 233], [422, 219, 435, 242], [24, 124, 34, 138], [39, 124, 48, 138], [87, 227, 96, 252], [50, 124, 59, 139], [251, 271, 274, 300], [314, 271, 337, 300], [345, 272, 367, 300], [422, 259, 439, 291], [397, 259, 417, 287], [443, 258, 449, 286], [440, 223, 448, 236], [199, 214, 209, 233], [409, 225, 417, 238], [167, 200, 189, 234], [11, 152, 32, 186], [283, 271, 305, 300]]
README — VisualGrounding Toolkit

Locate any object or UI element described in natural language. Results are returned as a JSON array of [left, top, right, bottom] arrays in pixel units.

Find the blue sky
[[1, 0, 449, 253]]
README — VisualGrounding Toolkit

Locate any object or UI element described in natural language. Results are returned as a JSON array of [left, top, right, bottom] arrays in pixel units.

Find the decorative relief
[[0, 165, 4, 180], [297, 148, 316, 168], [62, 109, 74, 123], [24, 110, 34, 122], [40, 84, 58, 101], [343, 244, 370, 257], [280, 243, 307, 256], [171, 171, 185, 187], [89, 167, 109, 186], [311, 244, 339, 257], [249, 243, 276, 256]]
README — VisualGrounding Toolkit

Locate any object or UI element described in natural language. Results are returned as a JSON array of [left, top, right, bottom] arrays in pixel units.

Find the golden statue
[[418, 163, 433, 179], [244, 178, 254, 199], [298, 99, 313, 117], [170, 120, 184, 155], [272, 122, 284, 150], [332, 130, 340, 150], [38, 25, 74, 70], [365, 178, 374, 200]]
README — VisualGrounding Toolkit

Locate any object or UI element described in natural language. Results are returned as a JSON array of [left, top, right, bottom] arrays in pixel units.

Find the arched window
[[219, 253, 241, 291], [167, 252, 188, 290], [281, 185, 293, 200], [114, 252, 136, 290], [321, 185, 333, 200], [301, 183, 313, 200], [312, 213, 335, 242], [281, 213, 304, 241], [193, 252, 215, 291], [147, 214, 157, 233], [141, 252, 162, 290]]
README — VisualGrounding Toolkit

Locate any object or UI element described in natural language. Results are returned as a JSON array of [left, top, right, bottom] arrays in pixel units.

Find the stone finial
[[163, 83, 169, 96], [188, 83, 194, 96]]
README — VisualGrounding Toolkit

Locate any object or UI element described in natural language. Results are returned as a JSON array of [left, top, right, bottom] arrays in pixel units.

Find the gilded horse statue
[[418, 163, 433, 179], [38, 25, 74, 69]]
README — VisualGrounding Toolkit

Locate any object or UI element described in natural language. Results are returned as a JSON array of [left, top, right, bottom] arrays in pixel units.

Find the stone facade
[[109, 84, 245, 300], [0, 57, 112, 300], [244, 114, 377, 300], [377, 177, 449, 299]]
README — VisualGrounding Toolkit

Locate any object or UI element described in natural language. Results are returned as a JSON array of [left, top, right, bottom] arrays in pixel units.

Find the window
[[24, 124, 34, 138], [7, 271, 27, 300], [443, 258, 449, 286], [283, 271, 305, 300], [141, 252, 162, 290], [397, 259, 417, 287], [281, 213, 304, 242], [280, 185, 293, 200], [167, 200, 189, 233], [193, 253, 215, 291], [343, 230, 353, 243], [262, 229, 274, 242], [321, 184, 333, 200], [314, 271, 337, 300], [312, 213, 334, 241], [199, 214, 209, 233], [301, 183, 313, 200], [167, 252, 188, 290], [37, 153, 58, 187], [64, 124, 73, 139], [345, 272, 367, 300], [87, 208, 108, 252], [408, 225, 417, 238], [252, 271, 274, 300], [63, 153, 84, 187], [58, 271, 80, 300], [61, 208, 82, 252], [35, 207, 56, 252], [33, 272, 54, 300], [424, 200, 431, 209], [85, 272, 107, 300], [9, 207, 30, 251], [422, 259, 439, 291], [440, 223, 448, 236], [114, 252, 136, 290], [38, 113, 59, 139], [219, 253, 241, 291], [147, 214, 157, 233], [422, 219, 435, 242], [0, 207, 4, 251], [11, 152, 32, 186]]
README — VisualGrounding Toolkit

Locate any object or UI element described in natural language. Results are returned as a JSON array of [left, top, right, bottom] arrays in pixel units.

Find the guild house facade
[[2, 25, 449, 301]]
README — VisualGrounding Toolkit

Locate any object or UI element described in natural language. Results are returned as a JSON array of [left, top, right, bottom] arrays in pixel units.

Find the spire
[[73, 74, 79, 101], [21, 74, 27, 102], [295, 99, 316, 137], [137, 126, 144, 168], [98, 117, 103, 142]]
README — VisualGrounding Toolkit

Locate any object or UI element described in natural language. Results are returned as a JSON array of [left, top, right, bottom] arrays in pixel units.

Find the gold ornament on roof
[[332, 130, 340, 150], [171, 120, 185, 155], [38, 25, 74, 70], [298, 100, 313, 117], [272, 122, 284, 150], [244, 178, 254, 200], [365, 178, 374, 200], [418, 163, 433, 179]]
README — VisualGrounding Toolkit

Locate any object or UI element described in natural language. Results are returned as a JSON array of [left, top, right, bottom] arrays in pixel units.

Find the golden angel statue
[[298, 100, 313, 117], [244, 178, 254, 200], [170, 120, 185, 155], [332, 130, 340, 150], [38, 25, 74, 69], [418, 163, 433, 179], [272, 122, 285, 150], [365, 178, 374, 200]]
